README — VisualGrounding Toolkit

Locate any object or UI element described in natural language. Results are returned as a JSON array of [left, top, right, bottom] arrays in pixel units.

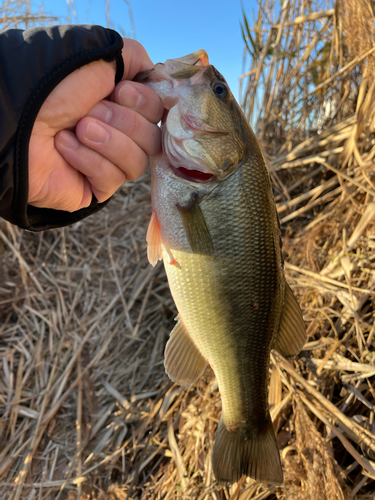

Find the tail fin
[[212, 418, 283, 485]]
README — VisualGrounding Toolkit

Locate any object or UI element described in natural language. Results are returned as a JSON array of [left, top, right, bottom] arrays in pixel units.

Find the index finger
[[121, 38, 155, 80], [113, 80, 164, 124]]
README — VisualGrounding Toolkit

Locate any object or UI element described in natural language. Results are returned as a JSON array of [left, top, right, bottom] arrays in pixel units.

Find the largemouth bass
[[137, 50, 306, 485]]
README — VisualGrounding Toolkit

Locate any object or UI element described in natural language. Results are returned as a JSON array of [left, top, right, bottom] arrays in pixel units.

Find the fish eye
[[213, 82, 228, 99]]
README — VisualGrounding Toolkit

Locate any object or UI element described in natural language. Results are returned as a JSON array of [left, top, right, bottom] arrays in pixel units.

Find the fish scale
[[141, 49, 306, 485], [157, 157, 283, 429]]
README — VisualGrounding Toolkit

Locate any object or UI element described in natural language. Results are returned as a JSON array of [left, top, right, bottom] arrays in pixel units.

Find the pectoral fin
[[146, 210, 163, 266], [274, 283, 306, 357], [176, 193, 214, 256], [165, 317, 207, 387]]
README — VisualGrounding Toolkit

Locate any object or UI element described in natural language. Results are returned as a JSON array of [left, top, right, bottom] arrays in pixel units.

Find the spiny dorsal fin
[[273, 283, 306, 357], [176, 193, 214, 257], [165, 317, 207, 387], [146, 210, 163, 266]]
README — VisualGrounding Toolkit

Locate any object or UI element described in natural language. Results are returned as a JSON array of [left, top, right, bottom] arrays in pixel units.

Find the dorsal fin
[[273, 283, 306, 357]]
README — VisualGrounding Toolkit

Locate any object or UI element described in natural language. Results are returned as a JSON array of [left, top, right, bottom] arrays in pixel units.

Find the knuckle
[[124, 110, 141, 137], [93, 188, 110, 203], [149, 127, 162, 155], [91, 149, 106, 172], [125, 155, 148, 182], [88, 152, 113, 187], [142, 126, 161, 156]]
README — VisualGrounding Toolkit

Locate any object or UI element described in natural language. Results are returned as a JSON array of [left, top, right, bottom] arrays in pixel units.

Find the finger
[[113, 81, 164, 124], [28, 141, 93, 211], [75, 116, 154, 177], [86, 100, 161, 156], [55, 129, 147, 202], [36, 60, 116, 131], [121, 39, 155, 80]]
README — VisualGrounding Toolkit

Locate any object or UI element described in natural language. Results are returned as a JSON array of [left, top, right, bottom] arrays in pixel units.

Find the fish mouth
[[162, 106, 217, 184], [169, 165, 216, 183]]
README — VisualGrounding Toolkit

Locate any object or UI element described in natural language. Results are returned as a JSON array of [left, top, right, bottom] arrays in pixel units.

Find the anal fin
[[273, 283, 306, 357], [165, 317, 207, 387], [146, 210, 163, 266]]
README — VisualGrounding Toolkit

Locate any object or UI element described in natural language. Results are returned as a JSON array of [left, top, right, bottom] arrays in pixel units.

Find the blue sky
[[42, 0, 257, 100]]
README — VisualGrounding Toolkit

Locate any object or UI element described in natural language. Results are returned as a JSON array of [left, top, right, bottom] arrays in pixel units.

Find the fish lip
[[181, 114, 200, 132], [133, 68, 155, 83], [162, 109, 226, 137], [182, 113, 228, 135], [169, 164, 217, 184]]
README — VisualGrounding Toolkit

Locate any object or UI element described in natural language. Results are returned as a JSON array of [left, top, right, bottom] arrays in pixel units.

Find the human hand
[[28, 38, 163, 212]]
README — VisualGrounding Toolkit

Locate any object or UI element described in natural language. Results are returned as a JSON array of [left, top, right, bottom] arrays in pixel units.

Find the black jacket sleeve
[[0, 25, 124, 231]]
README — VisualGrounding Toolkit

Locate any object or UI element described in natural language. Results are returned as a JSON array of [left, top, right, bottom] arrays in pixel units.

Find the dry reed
[[1, 0, 375, 499]]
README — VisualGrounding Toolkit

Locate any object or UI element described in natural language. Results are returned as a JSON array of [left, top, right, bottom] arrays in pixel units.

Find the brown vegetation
[[1, 0, 375, 499]]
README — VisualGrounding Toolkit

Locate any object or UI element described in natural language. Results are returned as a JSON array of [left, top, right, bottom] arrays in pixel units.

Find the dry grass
[[0, 0, 58, 29], [0, 179, 174, 500], [1, 0, 375, 499]]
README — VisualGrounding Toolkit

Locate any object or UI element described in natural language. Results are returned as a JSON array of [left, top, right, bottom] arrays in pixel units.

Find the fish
[[137, 50, 306, 485]]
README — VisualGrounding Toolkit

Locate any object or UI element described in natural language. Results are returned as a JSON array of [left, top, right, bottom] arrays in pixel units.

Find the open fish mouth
[[161, 108, 218, 184], [169, 164, 216, 183]]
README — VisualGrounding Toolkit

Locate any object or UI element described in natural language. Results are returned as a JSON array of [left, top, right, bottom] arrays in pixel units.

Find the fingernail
[[88, 102, 113, 124], [85, 121, 109, 143], [57, 130, 80, 149], [118, 84, 145, 108]]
